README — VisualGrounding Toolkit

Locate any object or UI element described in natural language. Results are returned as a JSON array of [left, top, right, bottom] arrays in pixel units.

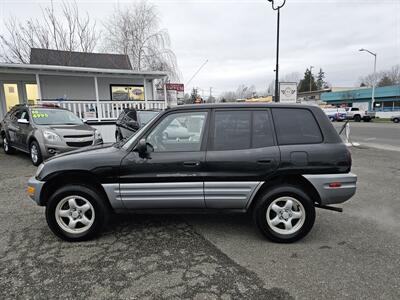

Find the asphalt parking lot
[[0, 145, 399, 299]]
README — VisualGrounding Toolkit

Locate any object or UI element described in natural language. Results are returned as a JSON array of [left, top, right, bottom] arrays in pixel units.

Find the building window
[[111, 85, 144, 101]]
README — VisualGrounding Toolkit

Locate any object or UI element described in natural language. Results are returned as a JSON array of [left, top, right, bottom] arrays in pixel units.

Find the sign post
[[279, 82, 297, 103]]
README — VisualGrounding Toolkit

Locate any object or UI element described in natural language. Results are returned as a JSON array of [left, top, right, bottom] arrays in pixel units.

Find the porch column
[[35, 74, 42, 102], [163, 77, 168, 108], [94, 76, 101, 121], [143, 77, 148, 110], [152, 79, 157, 102]]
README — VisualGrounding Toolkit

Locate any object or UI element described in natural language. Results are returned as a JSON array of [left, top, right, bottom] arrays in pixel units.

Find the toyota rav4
[[27, 103, 357, 243]]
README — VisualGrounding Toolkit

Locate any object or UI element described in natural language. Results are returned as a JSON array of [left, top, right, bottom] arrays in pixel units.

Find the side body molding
[[204, 181, 264, 209]]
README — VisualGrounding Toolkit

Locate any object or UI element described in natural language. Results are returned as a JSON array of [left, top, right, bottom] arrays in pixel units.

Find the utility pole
[[209, 87, 213, 103], [309, 66, 314, 92], [267, 0, 287, 102]]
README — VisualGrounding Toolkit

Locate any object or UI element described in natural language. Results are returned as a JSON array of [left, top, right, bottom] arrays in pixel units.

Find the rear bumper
[[303, 173, 357, 205]]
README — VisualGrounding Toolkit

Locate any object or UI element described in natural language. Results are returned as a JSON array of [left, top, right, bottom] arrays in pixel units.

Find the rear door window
[[272, 108, 323, 145], [212, 110, 275, 151]]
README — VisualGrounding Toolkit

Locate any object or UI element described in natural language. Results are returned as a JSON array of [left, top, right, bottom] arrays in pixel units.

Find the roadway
[[333, 121, 400, 151]]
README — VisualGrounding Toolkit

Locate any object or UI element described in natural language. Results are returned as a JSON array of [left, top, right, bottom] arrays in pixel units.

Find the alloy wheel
[[3, 137, 8, 152], [266, 196, 306, 235], [55, 196, 95, 234], [30, 144, 38, 164]]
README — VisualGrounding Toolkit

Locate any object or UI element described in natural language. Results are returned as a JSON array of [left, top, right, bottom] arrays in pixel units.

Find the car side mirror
[[135, 138, 153, 158], [17, 118, 29, 125], [127, 120, 140, 131]]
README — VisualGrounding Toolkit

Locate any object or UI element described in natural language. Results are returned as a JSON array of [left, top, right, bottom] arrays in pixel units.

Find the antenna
[[185, 59, 208, 86]]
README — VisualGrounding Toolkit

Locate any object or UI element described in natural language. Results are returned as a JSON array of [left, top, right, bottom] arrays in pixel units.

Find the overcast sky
[[0, 0, 399, 97]]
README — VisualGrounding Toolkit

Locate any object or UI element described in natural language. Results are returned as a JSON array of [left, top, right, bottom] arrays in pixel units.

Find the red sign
[[166, 83, 184, 92]]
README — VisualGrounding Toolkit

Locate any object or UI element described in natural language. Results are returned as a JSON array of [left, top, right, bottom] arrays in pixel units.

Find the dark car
[[115, 108, 159, 141], [27, 103, 357, 243], [1, 105, 103, 166]]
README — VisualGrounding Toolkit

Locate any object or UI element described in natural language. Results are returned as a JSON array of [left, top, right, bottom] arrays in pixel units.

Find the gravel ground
[[0, 150, 290, 300], [0, 145, 399, 299]]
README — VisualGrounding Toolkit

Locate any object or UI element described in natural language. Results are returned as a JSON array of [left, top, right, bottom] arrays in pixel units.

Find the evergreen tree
[[316, 68, 326, 90], [298, 68, 317, 92]]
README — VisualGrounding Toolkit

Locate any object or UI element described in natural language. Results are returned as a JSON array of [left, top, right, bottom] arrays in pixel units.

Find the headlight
[[43, 130, 61, 142], [95, 129, 102, 140], [36, 163, 45, 178]]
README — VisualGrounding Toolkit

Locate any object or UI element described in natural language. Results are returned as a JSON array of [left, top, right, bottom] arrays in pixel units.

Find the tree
[[0, 1, 99, 63], [359, 64, 400, 88], [316, 68, 328, 90], [189, 88, 199, 104], [298, 68, 317, 92], [377, 75, 394, 87], [103, 0, 180, 81]]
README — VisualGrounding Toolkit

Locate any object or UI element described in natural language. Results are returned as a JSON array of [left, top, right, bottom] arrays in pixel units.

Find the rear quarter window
[[272, 108, 323, 145]]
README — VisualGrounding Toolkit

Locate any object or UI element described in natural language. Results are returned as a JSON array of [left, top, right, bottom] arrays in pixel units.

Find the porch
[[37, 99, 166, 121], [0, 63, 169, 120]]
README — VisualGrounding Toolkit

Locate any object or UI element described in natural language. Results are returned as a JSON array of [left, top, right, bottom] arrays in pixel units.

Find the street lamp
[[267, 0, 287, 102], [359, 48, 377, 110]]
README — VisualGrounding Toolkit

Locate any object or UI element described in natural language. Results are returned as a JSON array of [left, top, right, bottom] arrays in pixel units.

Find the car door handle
[[257, 159, 272, 164], [183, 161, 201, 167]]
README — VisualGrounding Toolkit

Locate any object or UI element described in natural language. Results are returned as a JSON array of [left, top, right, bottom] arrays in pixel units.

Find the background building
[[321, 85, 400, 118], [0, 49, 168, 120]]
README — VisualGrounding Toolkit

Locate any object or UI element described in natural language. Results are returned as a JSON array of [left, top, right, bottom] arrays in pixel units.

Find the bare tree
[[359, 65, 400, 87], [103, 1, 180, 81], [0, 1, 99, 63]]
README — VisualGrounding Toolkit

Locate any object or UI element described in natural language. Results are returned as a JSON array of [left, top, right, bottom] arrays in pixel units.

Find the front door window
[[147, 111, 208, 152], [3, 84, 20, 111]]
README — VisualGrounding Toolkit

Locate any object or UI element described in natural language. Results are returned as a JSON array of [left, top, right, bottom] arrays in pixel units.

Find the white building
[[0, 48, 168, 121]]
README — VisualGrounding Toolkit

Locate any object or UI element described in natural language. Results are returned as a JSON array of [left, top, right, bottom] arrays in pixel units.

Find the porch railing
[[36, 100, 166, 121]]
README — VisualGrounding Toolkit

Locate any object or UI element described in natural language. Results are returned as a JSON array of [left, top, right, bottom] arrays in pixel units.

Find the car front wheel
[[30, 141, 43, 166], [393, 118, 399, 123], [45, 185, 110, 242], [253, 185, 316, 243]]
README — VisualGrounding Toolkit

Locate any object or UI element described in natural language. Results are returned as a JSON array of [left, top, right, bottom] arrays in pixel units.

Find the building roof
[[30, 48, 132, 70], [0, 63, 168, 79], [321, 85, 400, 102]]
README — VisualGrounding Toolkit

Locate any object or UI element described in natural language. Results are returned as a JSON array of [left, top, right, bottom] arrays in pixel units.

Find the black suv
[[27, 104, 357, 242], [115, 108, 159, 141]]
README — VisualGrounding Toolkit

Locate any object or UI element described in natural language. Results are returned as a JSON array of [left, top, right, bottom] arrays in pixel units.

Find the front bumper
[[27, 177, 45, 206], [303, 173, 357, 205], [41, 139, 103, 159]]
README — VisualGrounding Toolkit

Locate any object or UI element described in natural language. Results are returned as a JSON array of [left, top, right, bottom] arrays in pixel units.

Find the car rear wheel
[[30, 141, 43, 166], [2, 135, 15, 154], [253, 185, 316, 243], [45, 184, 110, 242], [393, 118, 399, 123]]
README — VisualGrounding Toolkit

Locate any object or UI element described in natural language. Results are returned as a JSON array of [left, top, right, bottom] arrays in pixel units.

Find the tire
[[2, 134, 15, 154], [354, 115, 361, 122], [329, 117, 334, 122], [253, 185, 316, 243], [30, 140, 43, 166], [393, 118, 399, 123], [45, 184, 110, 242]]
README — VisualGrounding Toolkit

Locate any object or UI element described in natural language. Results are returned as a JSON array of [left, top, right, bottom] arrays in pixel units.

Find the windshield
[[138, 111, 159, 126], [31, 109, 83, 125]]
